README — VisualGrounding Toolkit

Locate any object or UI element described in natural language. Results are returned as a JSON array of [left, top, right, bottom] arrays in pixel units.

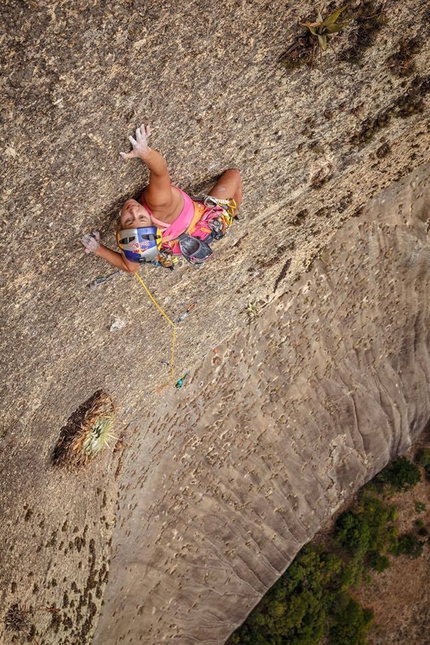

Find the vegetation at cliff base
[[227, 454, 428, 645], [227, 539, 374, 645], [374, 455, 421, 490]]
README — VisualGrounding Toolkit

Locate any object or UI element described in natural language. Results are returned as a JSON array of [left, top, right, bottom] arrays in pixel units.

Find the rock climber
[[81, 124, 243, 271]]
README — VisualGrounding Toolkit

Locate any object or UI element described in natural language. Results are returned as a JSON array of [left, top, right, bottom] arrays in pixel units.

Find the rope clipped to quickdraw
[[134, 273, 182, 388]]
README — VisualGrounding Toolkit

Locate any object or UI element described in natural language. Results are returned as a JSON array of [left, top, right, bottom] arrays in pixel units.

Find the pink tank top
[[139, 187, 195, 239]]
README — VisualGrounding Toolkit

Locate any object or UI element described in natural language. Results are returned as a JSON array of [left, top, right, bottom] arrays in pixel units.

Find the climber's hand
[[82, 230, 101, 254], [120, 124, 151, 161]]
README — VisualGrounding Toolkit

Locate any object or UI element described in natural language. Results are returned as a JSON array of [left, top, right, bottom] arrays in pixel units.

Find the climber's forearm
[[139, 147, 169, 178], [120, 125, 172, 205], [95, 245, 140, 273]]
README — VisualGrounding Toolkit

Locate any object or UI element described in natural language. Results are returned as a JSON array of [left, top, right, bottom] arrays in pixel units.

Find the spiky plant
[[52, 391, 116, 468], [5, 604, 29, 632], [301, 6, 348, 51], [70, 393, 116, 465], [244, 299, 264, 321]]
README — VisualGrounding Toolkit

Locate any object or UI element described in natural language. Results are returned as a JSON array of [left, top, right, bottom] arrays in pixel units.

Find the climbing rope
[[134, 273, 177, 385]]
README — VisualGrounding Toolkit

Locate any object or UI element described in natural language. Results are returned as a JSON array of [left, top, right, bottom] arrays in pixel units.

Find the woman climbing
[[81, 124, 243, 271]]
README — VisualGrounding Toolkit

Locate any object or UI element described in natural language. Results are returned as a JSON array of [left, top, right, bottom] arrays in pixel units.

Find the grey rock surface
[[94, 163, 430, 644], [0, 0, 429, 643]]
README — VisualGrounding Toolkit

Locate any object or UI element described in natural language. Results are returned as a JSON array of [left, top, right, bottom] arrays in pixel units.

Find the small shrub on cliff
[[279, 5, 348, 69], [52, 391, 116, 468], [415, 447, 430, 467], [300, 6, 348, 52], [414, 501, 426, 513], [414, 519, 428, 537]]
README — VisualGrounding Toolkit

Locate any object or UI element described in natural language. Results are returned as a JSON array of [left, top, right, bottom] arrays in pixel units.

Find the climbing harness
[[157, 196, 237, 267]]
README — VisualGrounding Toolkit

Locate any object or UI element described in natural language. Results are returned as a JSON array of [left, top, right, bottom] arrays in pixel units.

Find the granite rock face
[[0, 0, 429, 643], [93, 164, 430, 644]]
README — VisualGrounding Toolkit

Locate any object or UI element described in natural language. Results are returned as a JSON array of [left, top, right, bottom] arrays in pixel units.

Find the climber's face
[[119, 199, 152, 229]]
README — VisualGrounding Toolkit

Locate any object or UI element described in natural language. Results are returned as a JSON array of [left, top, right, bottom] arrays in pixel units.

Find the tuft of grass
[[244, 299, 262, 321], [5, 604, 29, 632], [52, 391, 116, 468]]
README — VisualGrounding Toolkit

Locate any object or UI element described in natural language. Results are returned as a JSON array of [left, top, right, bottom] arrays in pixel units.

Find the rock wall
[[93, 164, 430, 644], [0, 0, 429, 643]]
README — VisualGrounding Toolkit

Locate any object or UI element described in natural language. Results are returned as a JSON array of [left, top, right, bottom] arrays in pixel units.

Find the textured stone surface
[[0, 0, 429, 643], [93, 164, 430, 644]]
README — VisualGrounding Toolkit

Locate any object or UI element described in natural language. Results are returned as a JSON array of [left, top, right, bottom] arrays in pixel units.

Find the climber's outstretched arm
[[120, 124, 174, 210]]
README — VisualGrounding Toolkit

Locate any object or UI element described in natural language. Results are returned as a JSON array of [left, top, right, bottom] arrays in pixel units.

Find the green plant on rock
[[52, 391, 116, 468], [244, 299, 263, 321], [78, 413, 116, 460], [300, 6, 348, 51]]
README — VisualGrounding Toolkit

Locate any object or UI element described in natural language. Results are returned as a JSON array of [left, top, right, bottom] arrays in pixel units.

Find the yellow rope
[[134, 272, 177, 383]]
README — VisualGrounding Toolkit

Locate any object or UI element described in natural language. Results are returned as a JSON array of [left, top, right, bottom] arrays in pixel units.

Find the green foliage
[[335, 511, 371, 558], [415, 448, 430, 480], [227, 545, 347, 645], [284, 546, 342, 595], [375, 456, 421, 491], [335, 495, 397, 557], [415, 447, 430, 468], [333, 560, 362, 591], [366, 551, 390, 573], [300, 7, 348, 51], [391, 533, 424, 558], [329, 596, 374, 645], [229, 456, 425, 645]]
